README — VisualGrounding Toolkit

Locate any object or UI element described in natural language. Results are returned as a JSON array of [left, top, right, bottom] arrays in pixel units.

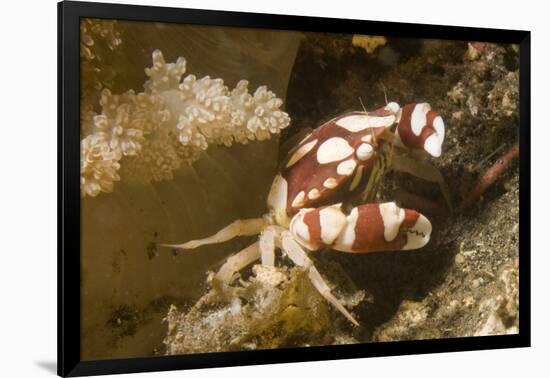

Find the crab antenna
[[358, 96, 367, 113], [379, 82, 389, 105]]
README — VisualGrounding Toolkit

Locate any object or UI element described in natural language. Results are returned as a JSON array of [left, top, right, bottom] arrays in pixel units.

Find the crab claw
[[395, 103, 445, 158], [290, 202, 432, 253], [401, 212, 432, 250], [354, 202, 432, 252]]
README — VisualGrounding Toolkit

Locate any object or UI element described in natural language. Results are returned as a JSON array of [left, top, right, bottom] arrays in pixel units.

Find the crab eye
[[385, 102, 400, 114], [356, 143, 374, 161]]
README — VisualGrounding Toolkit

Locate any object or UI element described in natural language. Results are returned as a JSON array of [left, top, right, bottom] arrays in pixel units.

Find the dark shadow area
[[316, 216, 456, 341]]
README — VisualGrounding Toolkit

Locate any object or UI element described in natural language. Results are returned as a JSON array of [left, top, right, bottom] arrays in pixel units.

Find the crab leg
[[279, 230, 359, 326], [214, 241, 261, 284], [259, 226, 285, 266], [391, 152, 453, 211], [159, 218, 266, 250]]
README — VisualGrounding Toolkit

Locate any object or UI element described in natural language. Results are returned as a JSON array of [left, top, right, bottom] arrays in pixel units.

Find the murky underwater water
[[80, 19, 520, 359]]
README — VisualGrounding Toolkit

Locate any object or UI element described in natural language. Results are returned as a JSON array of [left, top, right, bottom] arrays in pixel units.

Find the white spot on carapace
[[319, 205, 347, 245], [286, 139, 318, 167], [411, 103, 431, 136], [402, 214, 432, 250], [336, 114, 395, 132], [337, 159, 357, 176], [323, 177, 338, 189], [316, 137, 354, 164], [267, 175, 288, 225], [307, 188, 320, 200], [356, 143, 374, 161], [333, 207, 359, 251], [423, 116, 445, 157], [349, 165, 363, 191], [379, 202, 405, 242], [291, 191, 306, 208]]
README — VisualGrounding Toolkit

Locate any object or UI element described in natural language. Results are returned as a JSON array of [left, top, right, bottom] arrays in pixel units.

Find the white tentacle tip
[[385, 102, 400, 114]]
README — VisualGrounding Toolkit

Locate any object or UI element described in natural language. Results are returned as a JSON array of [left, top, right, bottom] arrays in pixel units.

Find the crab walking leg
[[279, 231, 360, 326], [392, 152, 453, 211], [259, 226, 285, 266], [214, 242, 261, 284], [160, 218, 266, 250]]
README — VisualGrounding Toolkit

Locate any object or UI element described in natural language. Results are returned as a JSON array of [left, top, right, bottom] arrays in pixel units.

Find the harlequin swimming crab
[[161, 102, 448, 326]]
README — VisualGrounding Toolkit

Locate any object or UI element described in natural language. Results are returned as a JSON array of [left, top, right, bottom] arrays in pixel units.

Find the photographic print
[[59, 1, 529, 375], [80, 17, 520, 357]]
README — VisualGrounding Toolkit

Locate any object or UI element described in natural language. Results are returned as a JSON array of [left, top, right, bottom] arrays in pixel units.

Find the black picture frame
[[58, 1, 531, 376]]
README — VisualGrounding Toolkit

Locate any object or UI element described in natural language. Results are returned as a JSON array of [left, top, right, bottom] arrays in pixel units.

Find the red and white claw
[[290, 202, 432, 254], [395, 103, 445, 158]]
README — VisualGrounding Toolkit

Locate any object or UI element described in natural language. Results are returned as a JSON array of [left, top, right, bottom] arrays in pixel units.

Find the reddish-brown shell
[[281, 111, 389, 215]]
